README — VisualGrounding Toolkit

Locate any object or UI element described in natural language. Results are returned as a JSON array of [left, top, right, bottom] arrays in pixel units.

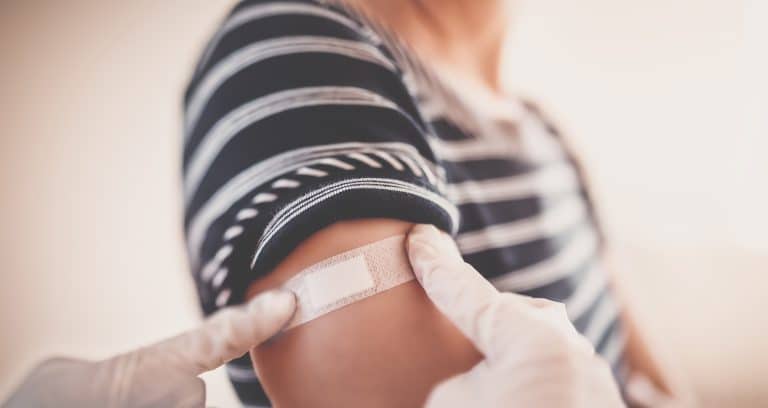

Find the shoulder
[[181, 2, 455, 316], [181, 0, 426, 160], [184, 0, 398, 101]]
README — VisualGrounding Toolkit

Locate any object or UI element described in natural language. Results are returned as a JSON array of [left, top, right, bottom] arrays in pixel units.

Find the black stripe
[[430, 119, 475, 141], [184, 52, 413, 158], [231, 380, 270, 406], [189, 9, 369, 91], [463, 221, 586, 280], [456, 191, 574, 232], [185, 104, 433, 220], [596, 316, 622, 355], [441, 157, 536, 183], [572, 290, 609, 333], [519, 258, 595, 303]]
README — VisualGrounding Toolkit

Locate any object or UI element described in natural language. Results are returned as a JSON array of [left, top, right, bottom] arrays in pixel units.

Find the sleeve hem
[[226, 183, 458, 307]]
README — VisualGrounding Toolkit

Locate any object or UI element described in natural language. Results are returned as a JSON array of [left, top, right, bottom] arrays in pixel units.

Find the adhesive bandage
[[281, 234, 413, 330]]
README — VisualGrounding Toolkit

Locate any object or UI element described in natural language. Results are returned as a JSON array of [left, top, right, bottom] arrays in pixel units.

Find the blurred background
[[0, 0, 764, 406]]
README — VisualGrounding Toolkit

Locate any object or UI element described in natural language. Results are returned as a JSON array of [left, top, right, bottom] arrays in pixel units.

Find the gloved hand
[[3, 289, 295, 408], [407, 224, 625, 408]]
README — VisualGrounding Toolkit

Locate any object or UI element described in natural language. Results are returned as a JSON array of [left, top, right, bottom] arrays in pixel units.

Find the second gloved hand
[[3, 289, 295, 408], [407, 225, 625, 408]]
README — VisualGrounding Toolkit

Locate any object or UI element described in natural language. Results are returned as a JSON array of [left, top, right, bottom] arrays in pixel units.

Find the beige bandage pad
[[281, 235, 413, 330]]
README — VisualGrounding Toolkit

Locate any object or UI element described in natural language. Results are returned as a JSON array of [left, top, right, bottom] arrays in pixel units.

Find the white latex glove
[[3, 289, 295, 408], [407, 225, 625, 408]]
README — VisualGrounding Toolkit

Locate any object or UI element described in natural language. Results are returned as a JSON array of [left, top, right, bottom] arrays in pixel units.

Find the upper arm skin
[[245, 219, 482, 408]]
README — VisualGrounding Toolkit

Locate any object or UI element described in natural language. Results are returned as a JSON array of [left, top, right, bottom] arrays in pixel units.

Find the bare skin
[[247, 220, 482, 408], [342, 0, 515, 92]]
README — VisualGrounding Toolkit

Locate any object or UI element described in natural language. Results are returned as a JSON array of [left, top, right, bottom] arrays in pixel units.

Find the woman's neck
[[342, 0, 514, 93]]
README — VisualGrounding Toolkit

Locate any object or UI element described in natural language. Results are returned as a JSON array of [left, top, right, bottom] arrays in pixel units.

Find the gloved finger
[[425, 361, 500, 408], [408, 224, 586, 359], [2, 358, 99, 408], [146, 289, 296, 375], [407, 224, 503, 354], [424, 367, 479, 408], [172, 377, 206, 408]]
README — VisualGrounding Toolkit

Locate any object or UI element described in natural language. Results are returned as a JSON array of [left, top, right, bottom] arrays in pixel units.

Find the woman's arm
[[245, 219, 482, 408]]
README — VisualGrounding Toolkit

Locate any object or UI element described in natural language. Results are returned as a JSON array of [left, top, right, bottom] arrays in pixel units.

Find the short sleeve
[[181, 0, 458, 315]]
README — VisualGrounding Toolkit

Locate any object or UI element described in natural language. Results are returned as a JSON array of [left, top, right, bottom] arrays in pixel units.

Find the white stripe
[[432, 137, 519, 161], [403, 147, 438, 184], [398, 147, 445, 181], [490, 227, 599, 292], [319, 157, 355, 170], [252, 178, 460, 267], [223, 225, 244, 240], [236, 208, 259, 221], [395, 152, 423, 176], [428, 105, 566, 162], [272, 178, 301, 188], [215, 244, 233, 261], [201, 246, 233, 283], [258, 178, 450, 243], [200, 257, 222, 281], [583, 295, 619, 344], [185, 36, 397, 136], [346, 152, 382, 168], [422, 163, 438, 185], [212, 267, 228, 288], [296, 167, 328, 177], [446, 163, 579, 205], [259, 178, 459, 253], [254, 181, 458, 268], [216, 288, 232, 307], [195, 142, 422, 209], [428, 109, 567, 163], [186, 142, 435, 265], [226, 363, 259, 382], [184, 86, 398, 201], [196, 2, 371, 75], [600, 329, 627, 367], [517, 112, 566, 162], [252, 192, 278, 204], [564, 263, 607, 320], [371, 151, 404, 170], [418, 96, 445, 123], [435, 166, 448, 194], [456, 197, 586, 254]]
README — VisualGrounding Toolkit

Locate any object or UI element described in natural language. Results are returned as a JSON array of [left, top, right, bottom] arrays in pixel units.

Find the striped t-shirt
[[182, 0, 627, 405]]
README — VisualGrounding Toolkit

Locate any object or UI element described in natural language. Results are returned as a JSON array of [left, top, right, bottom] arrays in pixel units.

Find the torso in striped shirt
[[182, 0, 627, 405]]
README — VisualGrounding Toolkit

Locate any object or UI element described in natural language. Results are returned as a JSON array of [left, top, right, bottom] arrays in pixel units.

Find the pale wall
[[0, 1, 764, 406]]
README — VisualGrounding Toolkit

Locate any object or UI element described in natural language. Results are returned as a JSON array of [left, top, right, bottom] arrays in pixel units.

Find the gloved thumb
[[407, 224, 501, 355], [408, 224, 588, 360]]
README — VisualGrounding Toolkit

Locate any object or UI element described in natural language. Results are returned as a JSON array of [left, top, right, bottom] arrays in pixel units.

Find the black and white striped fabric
[[182, 0, 627, 405]]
